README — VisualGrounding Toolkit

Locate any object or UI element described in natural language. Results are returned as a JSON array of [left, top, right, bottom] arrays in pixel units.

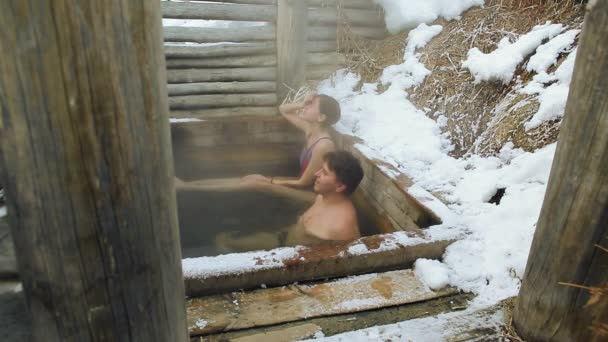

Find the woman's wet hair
[[317, 94, 341, 126], [323, 151, 363, 195]]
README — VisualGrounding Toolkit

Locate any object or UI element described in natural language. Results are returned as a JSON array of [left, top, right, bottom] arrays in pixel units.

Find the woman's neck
[[308, 124, 329, 139]]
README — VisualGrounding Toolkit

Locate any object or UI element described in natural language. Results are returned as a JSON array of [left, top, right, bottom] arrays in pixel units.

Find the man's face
[[313, 162, 345, 195], [301, 97, 323, 123]]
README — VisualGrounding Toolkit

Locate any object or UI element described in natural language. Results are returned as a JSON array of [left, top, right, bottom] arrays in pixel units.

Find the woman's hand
[[302, 92, 316, 106], [174, 177, 188, 190], [242, 174, 271, 184]]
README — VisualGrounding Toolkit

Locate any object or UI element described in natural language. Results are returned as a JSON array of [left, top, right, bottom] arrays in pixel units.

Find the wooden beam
[[175, 0, 377, 9], [171, 107, 279, 118], [307, 64, 340, 80], [162, 1, 276, 21], [165, 41, 336, 58], [309, 7, 385, 27], [167, 67, 276, 83], [165, 42, 275, 58], [307, 40, 337, 52], [307, 52, 346, 65], [168, 81, 276, 96], [183, 236, 453, 296], [169, 94, 277, 109], [187, 269, 456, 336], [514, 2, 608, 341], [165, 52, 341, 68], [276, 0, 307, 100], [164, 25, 275, 43], [166, 55, 277, 68], [0, 1, 187, 340], [309, 25, 387, 40]]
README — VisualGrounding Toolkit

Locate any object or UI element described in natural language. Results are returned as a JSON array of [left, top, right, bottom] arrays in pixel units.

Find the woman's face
[[301, 96, 324, 123]]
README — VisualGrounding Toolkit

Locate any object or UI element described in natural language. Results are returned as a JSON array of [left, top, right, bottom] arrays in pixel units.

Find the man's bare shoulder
[[329, 200, 360, 240]]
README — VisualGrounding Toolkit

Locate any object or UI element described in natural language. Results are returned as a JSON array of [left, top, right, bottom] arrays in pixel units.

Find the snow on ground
[[462, 22, 564, 84], [374, 0, 484, 34], [522, 46, 579, 130], [317, 22, 568, 311], [0, 206, 6, 218]]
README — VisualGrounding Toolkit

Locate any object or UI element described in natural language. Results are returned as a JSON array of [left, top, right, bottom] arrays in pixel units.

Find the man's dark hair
[[323, 151, 363, 196], [317, 94, 341, 126]]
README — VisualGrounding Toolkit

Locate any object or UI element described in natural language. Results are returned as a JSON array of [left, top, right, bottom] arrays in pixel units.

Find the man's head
[[313, 151, 364, 196], [301, 94, 341, 127]]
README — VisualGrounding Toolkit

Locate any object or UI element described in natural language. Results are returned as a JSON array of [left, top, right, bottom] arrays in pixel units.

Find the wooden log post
[[513, 2, 608, 341], [0, 1, 188, 341], [276, 0, 307, 100]]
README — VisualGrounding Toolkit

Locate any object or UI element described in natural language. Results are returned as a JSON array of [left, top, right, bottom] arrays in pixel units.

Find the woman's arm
[[278, 93, 315, 133], [273, 139, 334, 188]]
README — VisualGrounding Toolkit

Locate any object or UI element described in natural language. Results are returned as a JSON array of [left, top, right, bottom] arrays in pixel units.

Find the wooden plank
[[307, 64, 340, 80], [171, 107, 279, 118], [307, 40, 337, 52], [169, 94, 277, 109], [180, 0, 377, 9], [230, 324, 322, 342], [165, 41, 334, 58], [165, 42, 275, 58], [162, 1, 276, 22], [309, 7, 385, 27], [168, 81, 276, 96], [187, 269, 456, 335], [276, 0, 307, 100], [164, 25, 274, 43], [184, 236, 453, 297], [514, 2, 608, 342], [165, 52, 342, 68], [166, 55, 277, 68], [307, 52, 345, 65], [308, 25, 387, 40], [167, 67, 276, 83], [0, 1, 187, 340]]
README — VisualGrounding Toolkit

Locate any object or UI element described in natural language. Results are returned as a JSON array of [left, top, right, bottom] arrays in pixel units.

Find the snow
[[304, 304, 505, 341], [170, 118, 204, 123], [526, 29, 580, 74], [316, 20, 564, 309], [182, 248, 299, 279], [0, 206, 6, 218], [414, 259, 450, 290], [522, 47, 578, 130], [373, 0, 484, 34], [163, 19, 266, 29], [462, 22, 564, 84], [380, 23, 443, 89], [193, 319, 208, 329]]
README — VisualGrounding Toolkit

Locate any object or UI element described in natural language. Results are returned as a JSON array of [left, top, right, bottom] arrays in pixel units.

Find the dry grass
[[335, 0, 586, 157]]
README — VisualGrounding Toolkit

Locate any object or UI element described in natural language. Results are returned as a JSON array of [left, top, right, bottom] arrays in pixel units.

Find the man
[[215, 150, 364, 252]]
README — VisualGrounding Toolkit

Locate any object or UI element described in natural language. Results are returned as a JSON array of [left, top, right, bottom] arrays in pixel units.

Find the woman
[[174, 93, 341, 203], [243, 92, 341, 190]]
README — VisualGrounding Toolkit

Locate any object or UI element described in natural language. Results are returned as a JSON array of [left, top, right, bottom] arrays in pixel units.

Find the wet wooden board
[[230, 323, 321, 342], [187, 269, 456, 336]]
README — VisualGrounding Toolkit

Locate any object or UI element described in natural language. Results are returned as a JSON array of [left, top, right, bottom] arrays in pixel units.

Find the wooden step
[[187, 269, 457, 336]]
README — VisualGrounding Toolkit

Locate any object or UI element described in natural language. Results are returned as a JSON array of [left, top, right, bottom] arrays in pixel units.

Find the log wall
[[162, 0, 387, 118]]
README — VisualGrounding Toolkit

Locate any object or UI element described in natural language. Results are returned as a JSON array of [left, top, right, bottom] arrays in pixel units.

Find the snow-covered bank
[[317, 20, 570, 309], [374, 0, 484, 34]]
